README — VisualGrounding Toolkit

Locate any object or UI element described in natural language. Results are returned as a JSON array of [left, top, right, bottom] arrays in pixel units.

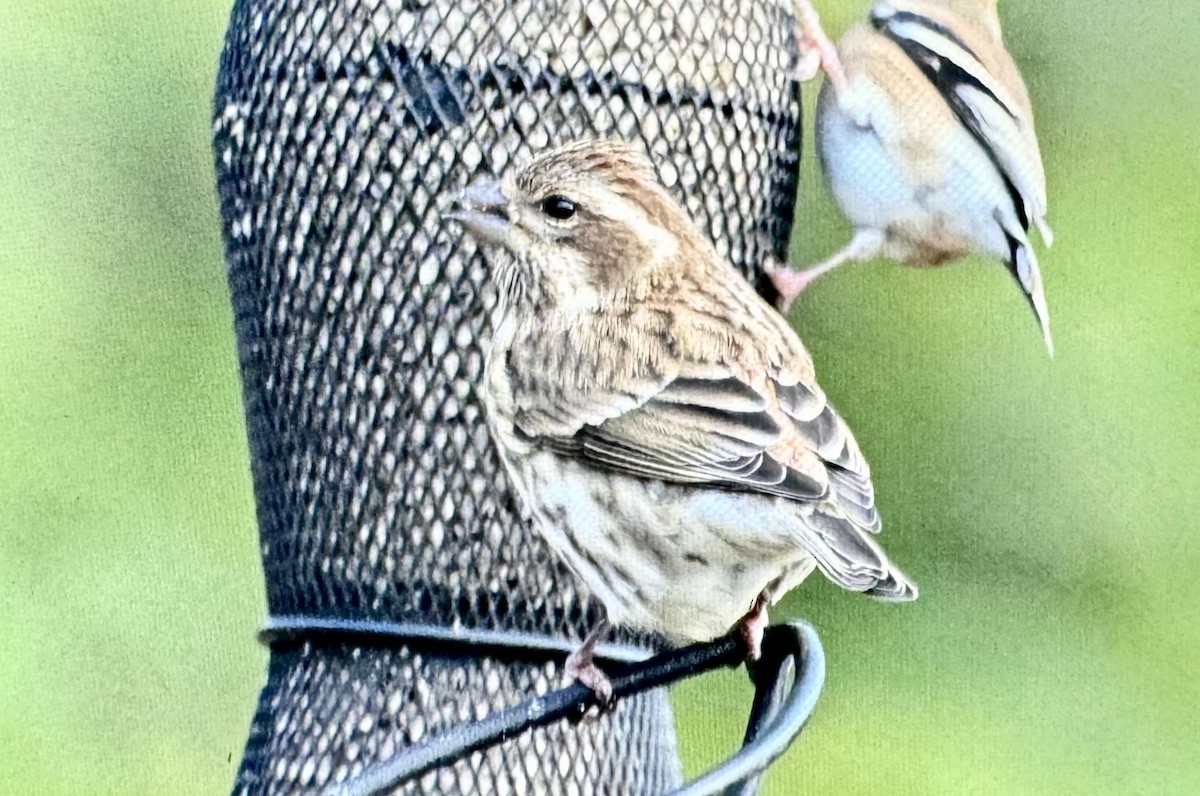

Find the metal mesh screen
[[213, 0, 803, 792]]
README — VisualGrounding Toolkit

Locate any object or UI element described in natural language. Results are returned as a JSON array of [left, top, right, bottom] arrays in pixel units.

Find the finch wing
[[872, 8, 1051, 240], [515, 369, 881, 530], [773, 377, 882, 534], [564, 375, 828, 502], [514, 368, 909, 598]]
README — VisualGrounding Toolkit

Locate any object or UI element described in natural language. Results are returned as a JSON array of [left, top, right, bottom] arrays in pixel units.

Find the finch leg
[[739, 593, 770, 663], [793, 0, 848, 95], [772, 228, 885, 312], [564, 619, 613, 705]]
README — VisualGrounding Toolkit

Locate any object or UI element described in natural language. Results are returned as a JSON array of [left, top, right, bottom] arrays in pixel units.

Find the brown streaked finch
[[779, 0, 1054, 353], [447, 139, 916, 700]]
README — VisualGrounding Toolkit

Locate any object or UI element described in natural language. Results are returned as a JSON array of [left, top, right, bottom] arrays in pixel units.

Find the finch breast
[[511, 450, 817, 644]]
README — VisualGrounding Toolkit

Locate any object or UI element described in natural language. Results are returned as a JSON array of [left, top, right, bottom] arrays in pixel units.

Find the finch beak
[[1007, 251, 1055, 357], [446, 179, 512, 246]]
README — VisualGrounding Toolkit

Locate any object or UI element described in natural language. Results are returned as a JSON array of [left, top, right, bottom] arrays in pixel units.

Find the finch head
[[447, 140, 703, 309]]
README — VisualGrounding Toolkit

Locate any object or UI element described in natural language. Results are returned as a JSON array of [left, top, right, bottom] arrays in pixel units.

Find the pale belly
[[818, 77, 1016, 263], [513, 452, 815, 643]]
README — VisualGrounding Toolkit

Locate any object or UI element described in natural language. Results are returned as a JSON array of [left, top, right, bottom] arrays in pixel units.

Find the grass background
[[1, 1, 1197, 793]]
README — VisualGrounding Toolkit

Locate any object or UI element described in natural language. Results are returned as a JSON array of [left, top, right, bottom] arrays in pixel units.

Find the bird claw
[[770, 267, 820, 313], [564, 653, 614, 705], [738, 594, 770, 664], [794, 48, 824, 82], [564, 619, 615, 715], [741, 620, 765, 664], [564, 653, 615, 715], [792, 0, 848, 94], [773, 229, 886, 312]]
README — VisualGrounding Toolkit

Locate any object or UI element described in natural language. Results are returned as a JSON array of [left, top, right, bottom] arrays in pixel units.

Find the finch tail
[[866, 567, 919, 602], [794, 506, 918, 601], [1006, 233, 1054, 356]]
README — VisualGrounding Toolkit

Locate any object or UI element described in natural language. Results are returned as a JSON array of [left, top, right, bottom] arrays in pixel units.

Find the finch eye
[[540, 195, 577, 221]]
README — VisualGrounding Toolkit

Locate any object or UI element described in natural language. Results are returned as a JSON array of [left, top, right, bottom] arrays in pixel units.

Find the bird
[[447, 139, 916, 700], [778, 0, 1055, 353]]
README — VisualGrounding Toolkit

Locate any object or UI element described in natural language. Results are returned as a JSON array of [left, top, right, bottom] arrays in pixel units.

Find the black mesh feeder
[[212, 0, 822, 793]]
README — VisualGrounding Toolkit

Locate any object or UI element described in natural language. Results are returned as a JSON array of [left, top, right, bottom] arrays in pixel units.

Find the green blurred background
[[1, 1, 1197, 793]]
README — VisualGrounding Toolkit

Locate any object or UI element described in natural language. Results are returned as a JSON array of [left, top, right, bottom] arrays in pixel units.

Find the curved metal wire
[[325, 622, 825, 796], [673, 623, 825, 796]]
